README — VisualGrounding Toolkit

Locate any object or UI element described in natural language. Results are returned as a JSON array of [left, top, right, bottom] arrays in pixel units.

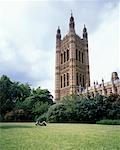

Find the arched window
[[67, 73, 69, 86], [82, 52, 84, 63], [64, 74, 66, 87], [67, 49, 69, 61], [61, 75, 62, 88], [61, 53, 63, 64], [76, 73, 79, 86], [80, 74, 81, 83], [64, 51, 66, 63], [79, 51, 81, 61], [83, 75, 85, 87], [76, 49, 78, 60]]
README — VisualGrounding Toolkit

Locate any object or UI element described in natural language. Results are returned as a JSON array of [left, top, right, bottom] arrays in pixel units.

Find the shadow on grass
[[0, 125, 33, 129]]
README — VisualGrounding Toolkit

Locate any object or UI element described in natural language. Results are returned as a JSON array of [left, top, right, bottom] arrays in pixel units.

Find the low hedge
[[96, 119, 120, 125]]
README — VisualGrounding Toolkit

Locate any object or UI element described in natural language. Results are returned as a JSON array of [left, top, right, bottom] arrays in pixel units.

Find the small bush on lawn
[[96, 119, 120, 125], [37, 113, 47, 122], [47, 103, 68, 123]]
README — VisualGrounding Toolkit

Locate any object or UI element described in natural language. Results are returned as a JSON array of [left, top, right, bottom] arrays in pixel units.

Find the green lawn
[[0, 123, 120, 150]]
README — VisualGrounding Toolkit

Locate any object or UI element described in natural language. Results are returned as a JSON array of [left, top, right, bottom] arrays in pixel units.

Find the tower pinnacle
[[56, 26, 61, 39], [69, 12, 75, 32], [83, 24, 88, 39]]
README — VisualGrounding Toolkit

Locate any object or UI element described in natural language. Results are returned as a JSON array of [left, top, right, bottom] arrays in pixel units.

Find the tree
[[31, 87, 53, 104], [22, 87, 53, 121], [104, 94, 120, 119], [47, 103, 68, 122], [0, 74, 54, 121], [0, 75, 14, 116]]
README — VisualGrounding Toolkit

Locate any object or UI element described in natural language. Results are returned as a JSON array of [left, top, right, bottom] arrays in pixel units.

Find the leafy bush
[[37, 113, 47, 122], [47, 94, 120, 123], [0, 114, 3, 122], [47, 103, 69, 123], [96, 119, 120, 125]]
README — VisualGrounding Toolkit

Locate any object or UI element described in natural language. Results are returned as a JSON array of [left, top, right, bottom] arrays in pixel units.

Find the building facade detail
[[82, 72, 120, 97]]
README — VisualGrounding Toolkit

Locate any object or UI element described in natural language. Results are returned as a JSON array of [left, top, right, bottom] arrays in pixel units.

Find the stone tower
[[55, 14, 90, 101]]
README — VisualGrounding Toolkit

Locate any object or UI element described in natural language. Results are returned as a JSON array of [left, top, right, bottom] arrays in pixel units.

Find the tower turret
[[83, 24, 88, 40], [69, 13, 75, 33], [56, 26, 61, 40], [55, 26, 61, 101], [111, 72, 119, 81], [82, 24, 90, 87]]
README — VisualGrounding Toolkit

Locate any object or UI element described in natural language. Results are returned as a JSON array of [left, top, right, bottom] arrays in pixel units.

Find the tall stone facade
[[55, 14, 90, 101]]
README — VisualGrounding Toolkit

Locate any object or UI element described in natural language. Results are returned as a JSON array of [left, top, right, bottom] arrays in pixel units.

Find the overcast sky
[[0, 0, 119, 97]]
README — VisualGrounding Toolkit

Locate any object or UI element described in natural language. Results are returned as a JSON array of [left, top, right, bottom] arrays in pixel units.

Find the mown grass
[[0, 123, 120, 150]]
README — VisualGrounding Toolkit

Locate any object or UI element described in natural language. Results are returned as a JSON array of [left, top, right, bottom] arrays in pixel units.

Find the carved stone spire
[[111, 72, 119, 81], [69, 13, 75, 32], [83, 24, 88, 40], [101, 78, 106, 95], [56, 26, 61, 40]]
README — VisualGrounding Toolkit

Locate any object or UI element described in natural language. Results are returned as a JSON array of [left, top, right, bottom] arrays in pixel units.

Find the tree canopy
[[0, 75, 119, 123], [0, 75, 53, 121]]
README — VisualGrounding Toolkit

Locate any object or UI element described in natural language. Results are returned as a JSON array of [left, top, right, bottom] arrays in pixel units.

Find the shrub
[[47, 103, 68, 123], [37, 113, 47, 122], [0, 114, 4, 122], [96, 119, 120, 125], [47, 94, 120, 123]]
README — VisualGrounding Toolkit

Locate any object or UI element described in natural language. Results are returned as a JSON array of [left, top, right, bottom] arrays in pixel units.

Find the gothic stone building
[[55, 14, 120, 101], [82, 72, 120, 97], [55, 14, 90, 101]]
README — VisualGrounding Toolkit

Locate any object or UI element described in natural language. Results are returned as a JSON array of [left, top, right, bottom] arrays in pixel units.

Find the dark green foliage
[[47, 94, 120, 123], [0, 114, 3, 121], [22, 87, 53, 121], [1, 74, 120, 123], [37, 113, 47, 122], [0, 75, 53, 122], [104, 94, 120, 120], [47, 103, 68, 122], [96, 119, 120, 125], [0, 75, 14, 115]]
